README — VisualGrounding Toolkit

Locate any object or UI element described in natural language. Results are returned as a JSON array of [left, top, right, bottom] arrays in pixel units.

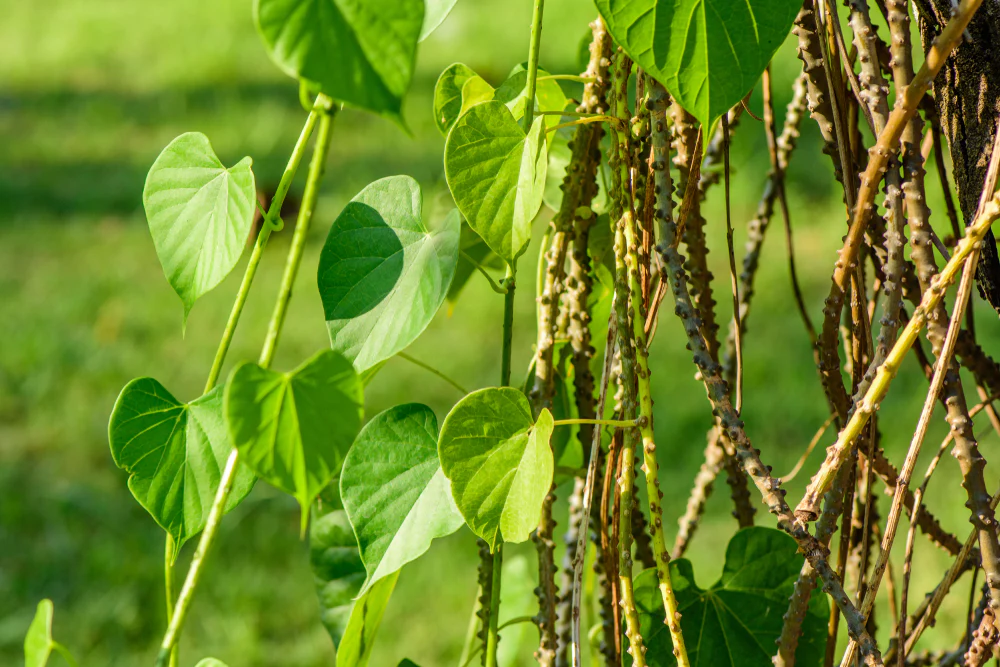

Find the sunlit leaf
[[24, 600, 76, 667], [109, 379, 255, 549], [341, 404, 464, 593], [226, 349, 363, 529], [142, 132, 255, 320], [438, 387, 554, 550], [420, 0, 458, 40], [318, 176, 459, 372], [254, 0, 424, 122], [444, 102, 547, 267], [631, 527, 829, 667], [595, 0, 800, 128]]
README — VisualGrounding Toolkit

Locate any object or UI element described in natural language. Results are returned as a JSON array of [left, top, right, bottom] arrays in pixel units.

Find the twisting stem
[[202, 104, 322, 392], [152, 99, 337, 667], [839, 250, 981, 667], [798, 192, 1000, 522]]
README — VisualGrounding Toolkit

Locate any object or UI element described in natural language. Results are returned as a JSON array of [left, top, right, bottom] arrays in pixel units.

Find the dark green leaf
[[142, 132, 255, 320], [226, 349, 364, 528], [438, 387, 554, 550], [419, 0, 457, 40], [109, 379, 255, 549], [444, 102, 547, 267], [631, 527, 829, 667], [398, 661, 421, 667], [254, 0, 423, 122], [311, 485, 398, 667], [595, 0, 800, 128], [341, 404, 463, 593], [318, 176, 459, 372]]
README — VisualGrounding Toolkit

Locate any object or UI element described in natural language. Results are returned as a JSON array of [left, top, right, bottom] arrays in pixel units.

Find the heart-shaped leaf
[[142, 132, 255, 320], [254, 0, 423, 122], [420, 0, 458, 40], [318, 176, 460, 372], [341, 404, 463, 594], [226, 349, 364, 530], [24, 600, 76, 667], [109, 379, 256, 549], [631, 527, 829, 667], [433, 63, 484, 136], [445, 102, 547, 267], [595, 0, 801, 128], [438, 387, 554, 550], [494, 66, 568, 136], [311, 484, 398, 667]]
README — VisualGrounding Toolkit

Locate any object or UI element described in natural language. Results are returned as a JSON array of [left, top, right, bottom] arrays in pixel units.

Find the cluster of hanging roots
[[476, 0, 1000, 664]]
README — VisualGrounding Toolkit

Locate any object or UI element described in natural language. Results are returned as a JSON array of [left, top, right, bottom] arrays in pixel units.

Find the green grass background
[[2, 0, 1000, 665]]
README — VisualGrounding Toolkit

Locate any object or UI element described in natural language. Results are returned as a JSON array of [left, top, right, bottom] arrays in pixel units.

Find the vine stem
[[484, 547, 504, 667], [553, 418, 637, 428], [397, 352, 469, 395], [839, 249, 980, 667], [202, 103, 323, 392], [623, 210, 690, 667], [798, 191, 1000, 514], [164, 535, 178, 667], [153, 98, 336, 667]]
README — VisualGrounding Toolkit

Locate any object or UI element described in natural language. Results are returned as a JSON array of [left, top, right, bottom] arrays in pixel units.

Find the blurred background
[[3, 0, 999, 665]]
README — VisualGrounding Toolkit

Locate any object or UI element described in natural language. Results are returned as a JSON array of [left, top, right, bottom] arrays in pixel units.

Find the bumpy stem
[[154, 99, 336, 667], [648, 82, 883, 666]]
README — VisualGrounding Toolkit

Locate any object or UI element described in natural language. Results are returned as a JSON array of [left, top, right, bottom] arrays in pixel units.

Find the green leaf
[[445, 102, 547, 267], [142, 132, 255, 320], [631, 527, 829, 667], [438, 388, 555, 550], [419, 0, 458, 40], [341, 404, 464, 593], [398, 661, 421, 667], [254, 0, 424, 122], [24, 600, 76, 667], [595, 0, 800, 128], [194, 660, 229, 667], [433, 63, 483, 136], [108, 379, 255, 549], [495, 66, 568, 135], [226, 349, 364, 528], [311, 485, 398, 667], [318, 176, 460, 372]]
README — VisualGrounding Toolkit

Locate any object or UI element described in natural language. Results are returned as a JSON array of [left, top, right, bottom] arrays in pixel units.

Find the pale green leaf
[[445, 102, 547, 267], [494, 66, 568, 135], [311, 485, 398, 667], [438, 388, 554, 550], [341, 404, 463, 594], [194, 660, 229, 667], [433, 63, 492, 136], [142, 132, 255, 319], [108, 379, 255, 549], [254, 0, 424, 122], [318, 176, 459, 372], [595, 0, 800, 127], [631, 527, 829, 667], [419, 0, 458, 40], [226, 349, 364, 527], [24, 600, 76, 667]]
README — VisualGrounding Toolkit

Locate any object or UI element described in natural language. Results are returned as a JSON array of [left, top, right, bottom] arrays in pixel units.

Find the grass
[[2, 0, 1000, 665]]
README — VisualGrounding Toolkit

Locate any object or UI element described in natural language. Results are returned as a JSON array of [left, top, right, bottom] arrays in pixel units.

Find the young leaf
[[108, 379, 255, 549], [254, 0, 423, 122], [341, 404, 463, 594], [438, 387, 555, 550], [318, 176, 460, 372], [495, 66, 568, 135], [433, 63, 482, 136], [631, 527, 829, 666], [445, 102, 547, 267], [419, 0, 458, 40], [24, 600, 76, 667], [595, 0, 800, 128], [311, 485, 398, 667], [194, 661, 229, 667], [142, 132, 255, 320], [226, 349, 364, 528]]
